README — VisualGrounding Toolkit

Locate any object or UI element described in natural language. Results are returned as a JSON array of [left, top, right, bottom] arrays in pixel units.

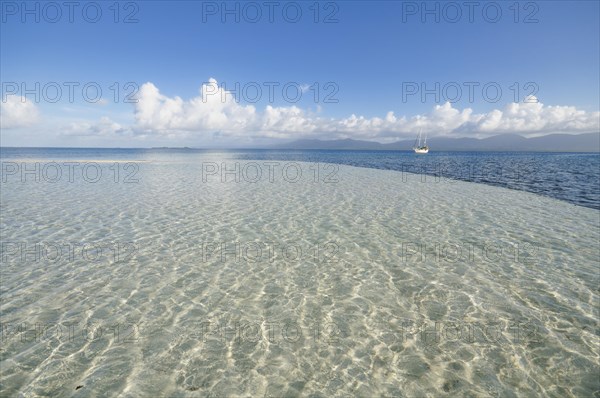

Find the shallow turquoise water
[[1, 153, 598, 397]]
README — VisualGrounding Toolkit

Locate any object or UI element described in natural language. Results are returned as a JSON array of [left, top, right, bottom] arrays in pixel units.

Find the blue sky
[[1, 0, 599, 147]]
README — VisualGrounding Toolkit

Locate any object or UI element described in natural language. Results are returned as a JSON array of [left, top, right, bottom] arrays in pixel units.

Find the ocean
[[1, 147, 598, 396], [3, 148, 598, 209]]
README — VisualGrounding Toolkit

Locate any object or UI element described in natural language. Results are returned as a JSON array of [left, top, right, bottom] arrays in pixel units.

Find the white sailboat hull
[[413, 129, 429, 153]]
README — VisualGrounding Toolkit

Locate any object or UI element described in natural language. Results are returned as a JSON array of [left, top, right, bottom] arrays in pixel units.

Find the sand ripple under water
[[1, 157, 598, 397]]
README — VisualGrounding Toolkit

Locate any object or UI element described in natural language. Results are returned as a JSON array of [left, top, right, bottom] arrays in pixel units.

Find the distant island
[[270, 132, 600, 152]]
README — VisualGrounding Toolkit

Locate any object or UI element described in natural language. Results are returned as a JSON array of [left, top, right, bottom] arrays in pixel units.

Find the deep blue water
[[1, 147, 599, 210]]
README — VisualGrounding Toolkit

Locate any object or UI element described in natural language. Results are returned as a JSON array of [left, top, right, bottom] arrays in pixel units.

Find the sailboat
[[413, 129, 429, 154]]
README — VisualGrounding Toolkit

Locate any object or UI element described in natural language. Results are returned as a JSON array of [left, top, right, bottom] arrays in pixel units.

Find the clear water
[[3, 148, 597, 209], [233, 150, 600, 211], [0, 148, 598, 397]]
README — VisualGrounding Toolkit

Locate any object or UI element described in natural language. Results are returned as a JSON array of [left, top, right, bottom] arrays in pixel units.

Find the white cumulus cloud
[[134, 79, 257, 134], [0, 96, 40, 129], [127, 80, 599, 142]]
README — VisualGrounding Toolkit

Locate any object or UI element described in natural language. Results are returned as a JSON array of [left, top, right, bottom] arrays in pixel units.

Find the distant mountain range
[[271, 133, 600, 152]]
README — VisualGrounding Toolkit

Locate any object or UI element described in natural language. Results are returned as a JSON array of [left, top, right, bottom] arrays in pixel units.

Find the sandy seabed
[[1, 155, 598, 397]]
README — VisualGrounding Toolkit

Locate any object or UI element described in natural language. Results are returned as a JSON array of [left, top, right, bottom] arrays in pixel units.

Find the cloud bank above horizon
[[2, 78, 599, 145]]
